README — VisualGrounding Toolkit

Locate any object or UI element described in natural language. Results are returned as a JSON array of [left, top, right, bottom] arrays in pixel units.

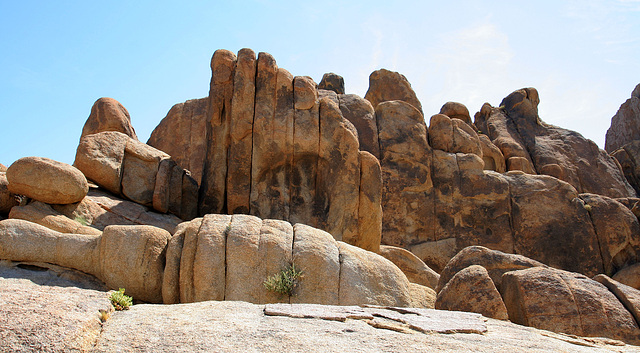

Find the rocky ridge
[[2, 48, 640, 350]]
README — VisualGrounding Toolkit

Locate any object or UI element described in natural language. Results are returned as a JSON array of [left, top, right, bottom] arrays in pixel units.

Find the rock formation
[[364, 68, 423, 114], [318, 72, 345, 94], [436, 246, 640, 345], [75, 131, 198, 220], [606, 83, 640, 153], [80, 97, 138, 141]]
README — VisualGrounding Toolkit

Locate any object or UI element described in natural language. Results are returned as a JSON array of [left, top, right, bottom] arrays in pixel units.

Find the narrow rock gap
[[289, 224, 296, 305], [248, 56, 258, 216], [579, 195, 606, 276], [506, 180, 518, 255], [223, 215, 232, 301]]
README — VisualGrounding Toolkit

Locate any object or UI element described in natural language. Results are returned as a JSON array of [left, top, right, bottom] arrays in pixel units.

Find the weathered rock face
[[580, 193, 640, 276], [164, 215, 418, 307], [338, 94, 380, 158], [428, 114, 482, 156], [595, 274, 640, 328], [318, 72, 345, 94], [53, 188, 182, 234], [81, 97, 138, 141], [364, 68, 423, 114], [612, 140, 640, 196], [440, 101, 473, 126], [376, 100, 434, 248], [9, 201, 102, 235], [436, 246, 546, 293], [613, 263, 640, 290], [501, 266, 640, 345], [7, 157, 88, 205], [435, 265, 508, 321], [75, 131, 198, 220], [605, 83, 640, 153], [0, 172, 18, 214], [148, 49, 382, 251], [475, 87, 635, 198], [147, 97, 208, 185]]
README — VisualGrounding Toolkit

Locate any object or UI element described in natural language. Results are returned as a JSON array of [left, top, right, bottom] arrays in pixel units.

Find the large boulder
[[318, 72, 345, 94], [364, 68, 423, 114], [338, 94, 380, 158], [611, 140, 640, 196], [80, 97, 137, 141], [605, 83, 640, 153], [439, 101, 473, 126], [435, 265, 508, 320], [594, 274, 640, 327], [428, 114, 482, 157], [501, 266, 640, 345], [437, 246, 546, 293], [0, 219, 170, 303], [613, 263, 640, 290], [379, 245, 439, 289], [6, 157, 88, 204]]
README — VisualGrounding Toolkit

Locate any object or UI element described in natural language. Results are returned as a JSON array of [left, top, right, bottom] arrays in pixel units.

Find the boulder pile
[[1, 47, 640, 347]]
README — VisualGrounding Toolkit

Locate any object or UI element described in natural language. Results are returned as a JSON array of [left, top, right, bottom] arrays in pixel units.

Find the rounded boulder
[[7, 157, 88, 204]]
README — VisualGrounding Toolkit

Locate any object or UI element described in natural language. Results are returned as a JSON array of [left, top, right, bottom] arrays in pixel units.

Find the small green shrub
[[584, 204, 592, 212], [74, 215, 88, 226], [109, 288, 133, 310], [264, 264, 303, 296]]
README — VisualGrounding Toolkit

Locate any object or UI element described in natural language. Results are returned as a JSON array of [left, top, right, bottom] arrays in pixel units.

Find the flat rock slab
[[93, 301, 637, 352], [0, 260, 111, 352]]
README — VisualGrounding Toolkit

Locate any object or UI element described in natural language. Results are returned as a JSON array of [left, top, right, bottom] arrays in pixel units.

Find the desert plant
[[584, 204, 592, 212], [109, 288, 133, 310], [263, 263, 303, 296], [74, 215, 88, 226]]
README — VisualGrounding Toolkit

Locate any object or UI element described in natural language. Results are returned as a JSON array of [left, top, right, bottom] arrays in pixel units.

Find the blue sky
[[1, 1, 639, 166]]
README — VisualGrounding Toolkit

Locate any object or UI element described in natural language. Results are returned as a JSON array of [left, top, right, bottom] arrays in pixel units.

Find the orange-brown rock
[[7, 157, 88, 205], [435, 265, 508, 320], [477, 88, 635, 198], [613, 263, 640, 290], [316, 97, 360, 243], [250, 59, 292, 220], [428, 114, 482, 157], [580, 193, 640, 275], [364, 69, 423, 114], [9, 201, 101, 235], [605, 83, 640, 153], [226, 48, 257, 214], [478, 134, 506, 173], [611, 140, 640, 196], [318, 72, 344, 95], [199, 49, 237, 215], [376, 100, 433, 247], [0, 172, 17, 214], [338, 94, 380, 158], [439, 101, 472, 126], [52, 188, 182, 234], [501, 266, 640, 345], [437, 246, 546, 293], [76, 132, 198, 220], [594, 274, 640, 327], [81, 97, 137, 141], [506, 173, 603, 276], [379, 245, 439, 289], [147, 98, 208, 184], [356, 151, 382, 253]]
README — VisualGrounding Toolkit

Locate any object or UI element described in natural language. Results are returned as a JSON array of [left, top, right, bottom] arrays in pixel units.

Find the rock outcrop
[[0, 172, 18, 214], [435, 264, 508, 320], [364, 68, 423, 114], [435, 246, 640, 345], [148, 49, 381, 252], [80, 97, 138, 141], [6, 157, 88, 205], [318, 72, 345, 94], [502, 266, 640, 345], [605, 83, 640, 153], [475, 87, 635, 198], [75, 131, 198, 220]]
